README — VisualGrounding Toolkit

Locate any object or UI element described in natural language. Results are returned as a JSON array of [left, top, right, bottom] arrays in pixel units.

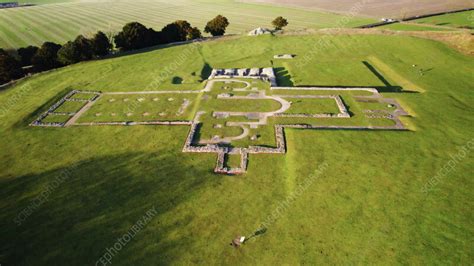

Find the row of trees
[[1, 15, 291, 85], [0, 31, 111, 84], [114, 15, 229, 51], [1, 15, 231, 85]]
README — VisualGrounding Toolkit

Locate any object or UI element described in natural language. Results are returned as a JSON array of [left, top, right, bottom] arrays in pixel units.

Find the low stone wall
[[48, 112, 75, 116], [30, 121, 65, 127], [210, 67, 277, 87], [75, 121, 192, 127], [275, 113, 339, 118], [30, 90, 102, 127], [271, 87, 379, 94], [30, 90, 77, 127], [274, 54, 294, 59], [274, 95, 350, 118]]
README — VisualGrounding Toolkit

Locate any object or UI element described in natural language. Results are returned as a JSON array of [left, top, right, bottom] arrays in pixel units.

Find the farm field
[[239, 0, 474, 18], [0, 33, 473, 264], [0, 0, 376, 49], [1, 0, 74, 4], [411, 10, 474, 28], [376, 10, 474, 32]]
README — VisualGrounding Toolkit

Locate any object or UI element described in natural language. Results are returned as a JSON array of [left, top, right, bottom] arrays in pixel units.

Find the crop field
[[1, 33, 473, 264], [239, 0, 474, 18], [0, 0, 376, 49]]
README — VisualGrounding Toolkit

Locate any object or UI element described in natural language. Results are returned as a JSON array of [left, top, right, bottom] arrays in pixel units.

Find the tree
[[0, 49, 24, 84], [186, 27, 202, 40], [272, 16, 288, 30], [160, 20, 202, 43], [32, 42, 62, 71], [204, 15, 229, 36], [57, 35, 93, 65], [17, 45, 39, 66], [161, 20, 200, 43], [114, 22, 153, 51], [91, 31, 112, 56]]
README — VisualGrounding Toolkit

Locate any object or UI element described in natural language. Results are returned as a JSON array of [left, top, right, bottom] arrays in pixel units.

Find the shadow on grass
[[103, 35, 235, 61], [191, 123, 203, 145], [15, 88, 74, 128], [362, 61, 391, 87], [339, 96, 354, 117], [200, 62, 212, 81], [172, 76, 183, 84], [274, 67, 294, 87], [0, 152, 216, 265]]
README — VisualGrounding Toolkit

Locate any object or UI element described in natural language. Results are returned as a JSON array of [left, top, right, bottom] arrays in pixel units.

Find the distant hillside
[[0, 0, 375, 49], [238, 0, 474, 18]]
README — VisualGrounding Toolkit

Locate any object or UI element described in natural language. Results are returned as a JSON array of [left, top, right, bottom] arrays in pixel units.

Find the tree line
[[0, 15, 231, 85], [1, 15, 289, 85]]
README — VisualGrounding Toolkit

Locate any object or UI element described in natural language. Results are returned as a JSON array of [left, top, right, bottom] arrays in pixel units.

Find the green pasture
[[0, 33, 473, 265], [283, 97, 341, 114], [412, 10, 474, 28], [53, 100, 85, 113], [77, 94, 197, 122]]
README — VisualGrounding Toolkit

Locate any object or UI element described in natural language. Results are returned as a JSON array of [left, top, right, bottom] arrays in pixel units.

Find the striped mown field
[[0, 0, 375, 49]]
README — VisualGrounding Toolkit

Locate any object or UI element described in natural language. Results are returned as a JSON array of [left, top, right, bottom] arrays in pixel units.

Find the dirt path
[[65, 96, 101, 127]]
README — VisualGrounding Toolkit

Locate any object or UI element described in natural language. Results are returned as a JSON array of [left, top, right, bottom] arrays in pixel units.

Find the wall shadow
[[274, 67, 294, 87], [362, 61, 391, 87], [200, 62, 212, 81]]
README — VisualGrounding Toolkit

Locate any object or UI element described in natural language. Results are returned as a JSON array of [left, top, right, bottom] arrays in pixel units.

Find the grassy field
[[412, 10, 474, 28], [378, 23, 450, 31], [0, 0, 375, 49], [77, 94, 197, 122], [0, 33, 473, 264], [282, 98, 340, 114], [374, 10, 474, 32]]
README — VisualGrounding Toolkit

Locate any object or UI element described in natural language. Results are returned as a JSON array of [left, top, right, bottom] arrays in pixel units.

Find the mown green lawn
[[54, 100, 85, 113], [0, 33, 473, 265], [283, 97, 341, 114], [77, 94, 197, 122]]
